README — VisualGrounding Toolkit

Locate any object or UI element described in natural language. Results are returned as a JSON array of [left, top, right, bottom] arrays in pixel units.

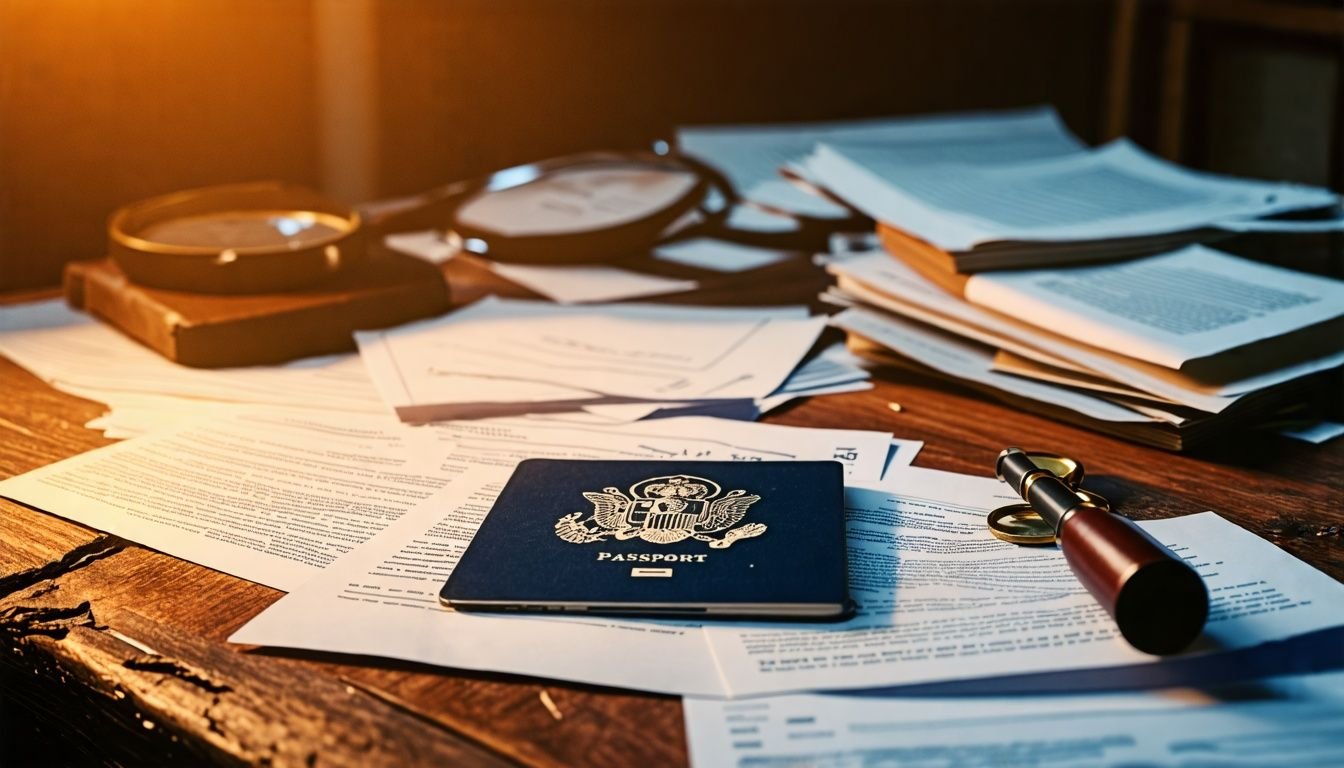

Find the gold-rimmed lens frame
[[986, 490, 1111, 545], [108, 181, 363, 294]]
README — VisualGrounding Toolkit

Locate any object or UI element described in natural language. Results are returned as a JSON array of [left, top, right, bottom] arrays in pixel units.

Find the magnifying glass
[[986, 452, 1109, 545], [109, 182, 363, 294], [365, 149, 868, 264], [453, 152, 720, 264]]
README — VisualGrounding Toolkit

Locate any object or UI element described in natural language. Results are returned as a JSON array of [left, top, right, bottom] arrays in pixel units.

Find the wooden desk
[[1, 300, 1341, 766]]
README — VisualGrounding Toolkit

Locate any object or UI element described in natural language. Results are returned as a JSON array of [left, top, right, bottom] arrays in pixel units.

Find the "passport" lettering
[[596, 553, 709, 563]]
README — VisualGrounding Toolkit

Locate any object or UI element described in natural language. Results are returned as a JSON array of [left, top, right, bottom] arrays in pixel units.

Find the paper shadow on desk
[[838, 624, 1344, 698]]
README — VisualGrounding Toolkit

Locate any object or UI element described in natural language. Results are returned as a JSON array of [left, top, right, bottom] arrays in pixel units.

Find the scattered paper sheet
[[0, 300, 385, 414], [229, 465, 1344, 697], [489, 261, 699, 304], [654, 238, 794, 273], [772, 342, 871, 393], [725, 203, 805, 232], [743, 179, 850, 220], [756, 380, 875, 416], [355, 297, 826, 422], [684, 670, 1344, 767], [880, 439, 923, 475], [0, 409, 441, 590], [384, 230, 459, 263], [0, 410, 892, 590], [964, 245, 1344, 370], [424, 416, 894, 484]]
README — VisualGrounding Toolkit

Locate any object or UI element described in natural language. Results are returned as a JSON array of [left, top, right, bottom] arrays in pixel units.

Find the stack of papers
[[800, 119, 1338, 272], [824, 246, 1344, 449], [354, 296, 837, 422], [677, 106, 1085, 228]]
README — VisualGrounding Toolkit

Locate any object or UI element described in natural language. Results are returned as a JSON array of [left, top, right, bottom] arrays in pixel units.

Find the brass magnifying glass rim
[[987, 489, 1111, 545], [108, 181, 363, 294]]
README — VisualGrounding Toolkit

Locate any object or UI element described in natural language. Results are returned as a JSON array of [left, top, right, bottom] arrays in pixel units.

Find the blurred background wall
[[0, 0, 1338, 292]]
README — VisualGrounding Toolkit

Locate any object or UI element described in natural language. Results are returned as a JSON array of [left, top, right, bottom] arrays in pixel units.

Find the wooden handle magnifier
[[994, 448, 1209, 655]]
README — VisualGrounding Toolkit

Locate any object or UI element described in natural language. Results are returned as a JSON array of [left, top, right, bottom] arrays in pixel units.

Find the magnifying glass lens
[[987, 489, 1110, 545], [454, 164, 700, 238], [987, 505, 1056, 545], [140, 211, 339, 249]]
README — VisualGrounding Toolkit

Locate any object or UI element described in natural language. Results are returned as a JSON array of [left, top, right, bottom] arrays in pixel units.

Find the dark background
[[1, 0, 1339, 292]]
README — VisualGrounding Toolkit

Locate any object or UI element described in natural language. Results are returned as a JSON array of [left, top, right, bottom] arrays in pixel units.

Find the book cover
[[442, 459, 849, 618]]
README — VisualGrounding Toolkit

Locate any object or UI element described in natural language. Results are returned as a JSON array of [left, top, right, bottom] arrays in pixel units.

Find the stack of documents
[[354, 296, 866, 422], [797, 111, 1339, 274], [825, 246, 1344, 449], [679, 107, 1084, 231]]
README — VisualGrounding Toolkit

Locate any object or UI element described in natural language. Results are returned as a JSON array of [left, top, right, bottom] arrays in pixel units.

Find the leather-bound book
[[63, 255, 450, 368]]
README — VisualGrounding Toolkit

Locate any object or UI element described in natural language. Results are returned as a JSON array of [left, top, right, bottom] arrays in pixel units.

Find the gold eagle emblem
[[555, 474, 765, 549]]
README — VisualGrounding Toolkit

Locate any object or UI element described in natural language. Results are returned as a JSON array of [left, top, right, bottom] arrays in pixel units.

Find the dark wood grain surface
[[1, 294, 1341, 766]]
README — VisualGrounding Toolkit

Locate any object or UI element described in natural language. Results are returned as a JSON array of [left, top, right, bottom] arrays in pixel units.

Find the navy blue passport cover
[[441, 459, 848, 617]]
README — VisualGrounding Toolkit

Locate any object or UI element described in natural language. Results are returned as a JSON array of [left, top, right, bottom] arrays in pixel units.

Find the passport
[[441, 459, 850, 619]]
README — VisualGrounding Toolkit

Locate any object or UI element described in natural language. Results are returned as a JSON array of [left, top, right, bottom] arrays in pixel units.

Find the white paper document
[[804, 139, 1338, 251], [0, 410, 891, 590], [695, 475, 1344, 697], [0, 409, 441, 590], [964, 245, 1344, 370], [654, 238, 794, 273], [0, 300, 385, 416], [423, 416, 893, 484], [384, 230, 459, 264], [724, 201, 808, 233], [230, 466, 1344, 697], [356, 297, 826, 422], [684, 670, 1344, 767], [489, 261, 699, 304]]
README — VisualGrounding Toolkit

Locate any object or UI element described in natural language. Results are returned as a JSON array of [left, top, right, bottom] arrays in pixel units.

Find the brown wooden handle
[[1059, 507, 1208, 655]]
